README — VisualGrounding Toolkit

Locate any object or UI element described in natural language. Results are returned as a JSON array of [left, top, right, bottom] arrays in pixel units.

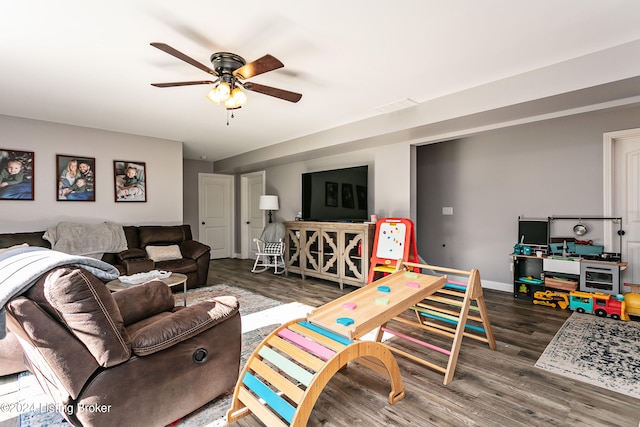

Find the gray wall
[[416, 103, 640, 287]]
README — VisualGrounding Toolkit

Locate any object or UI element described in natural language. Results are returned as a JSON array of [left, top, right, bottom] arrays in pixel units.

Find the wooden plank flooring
[[1, 258, 638, 427], [211, 259, 640, 427]]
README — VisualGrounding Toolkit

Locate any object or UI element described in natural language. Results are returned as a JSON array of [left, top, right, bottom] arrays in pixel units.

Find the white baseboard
[[480, 279, 512, 293], [415, 256, 512, 294]]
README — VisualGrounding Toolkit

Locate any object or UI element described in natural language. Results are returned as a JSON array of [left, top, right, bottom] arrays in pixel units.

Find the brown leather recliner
[[5, 266, 241, 427], [0, 331, 26, 375]]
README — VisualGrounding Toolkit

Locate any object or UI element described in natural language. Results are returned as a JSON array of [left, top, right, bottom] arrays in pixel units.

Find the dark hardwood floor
[[211, 258, 640, 427]]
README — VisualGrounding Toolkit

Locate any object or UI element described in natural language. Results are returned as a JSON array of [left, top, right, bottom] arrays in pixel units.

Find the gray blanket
[[260, 222, 285, 242], [43, 221, 128, 259], [0, 246, 119, 339]]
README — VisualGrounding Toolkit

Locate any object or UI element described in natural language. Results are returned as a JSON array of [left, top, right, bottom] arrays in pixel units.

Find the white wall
[[0, 115, 183, 233]]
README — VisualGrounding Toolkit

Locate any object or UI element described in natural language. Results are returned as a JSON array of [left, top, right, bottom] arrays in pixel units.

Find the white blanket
[[0, 246, 120, 339], [43, 221, 128, 259]]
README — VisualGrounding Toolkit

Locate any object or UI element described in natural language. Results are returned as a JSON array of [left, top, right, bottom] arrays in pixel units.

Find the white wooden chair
[[251, 222, 286, 274]]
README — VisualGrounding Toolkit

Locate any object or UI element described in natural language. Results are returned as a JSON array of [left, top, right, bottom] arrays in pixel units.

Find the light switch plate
[[442, 207, 453, 215]]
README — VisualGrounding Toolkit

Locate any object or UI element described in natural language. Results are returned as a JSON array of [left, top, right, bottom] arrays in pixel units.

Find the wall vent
[[375, 98, 418, 114]]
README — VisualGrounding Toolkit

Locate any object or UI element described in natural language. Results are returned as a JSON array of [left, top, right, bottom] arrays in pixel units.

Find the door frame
[[240, 171, 266, 258]]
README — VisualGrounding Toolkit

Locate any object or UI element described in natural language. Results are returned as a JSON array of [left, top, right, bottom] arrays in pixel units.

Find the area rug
[[177, 283, 283, 316], [17, 284, 313, 427], [535, 312, 640, 399]]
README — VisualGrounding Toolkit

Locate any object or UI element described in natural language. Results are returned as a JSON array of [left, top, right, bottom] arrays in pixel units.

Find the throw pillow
[[263, 242, 283, 254], [145, 245, 182, 262]]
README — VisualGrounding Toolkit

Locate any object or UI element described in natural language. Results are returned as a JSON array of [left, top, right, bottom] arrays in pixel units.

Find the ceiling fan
[[150, 42, 302, 112]]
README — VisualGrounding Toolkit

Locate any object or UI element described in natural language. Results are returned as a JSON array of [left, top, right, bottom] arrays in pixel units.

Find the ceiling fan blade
[[150, 42, 217, 76], [151, 80, 216, 88], [233, 54, 284, 80], [242, 82, 302, 103]]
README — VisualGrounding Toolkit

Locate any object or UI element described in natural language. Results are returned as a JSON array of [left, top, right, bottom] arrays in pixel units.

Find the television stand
[[284, 221, 376, 288]]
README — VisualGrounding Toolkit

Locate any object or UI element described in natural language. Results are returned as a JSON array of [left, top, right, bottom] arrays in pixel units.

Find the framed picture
[[114, 160, 146, 202], [0, 149, 34, 200], [325, 181, 338, 207], [56, 154, 95, 201], [342, 183, 355, 209]]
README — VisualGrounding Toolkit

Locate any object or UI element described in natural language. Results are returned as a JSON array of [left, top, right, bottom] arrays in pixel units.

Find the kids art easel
[[226, 269, 447, 427], [377, 260, 497, 385], [367, 218, 420, 283]]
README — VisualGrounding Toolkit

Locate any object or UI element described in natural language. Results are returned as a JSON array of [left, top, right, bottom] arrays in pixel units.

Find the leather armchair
[[6, 266, 241, 427]]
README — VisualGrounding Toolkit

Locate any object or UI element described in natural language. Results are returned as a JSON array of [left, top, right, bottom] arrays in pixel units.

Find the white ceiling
[[2, 1, 640, 164]]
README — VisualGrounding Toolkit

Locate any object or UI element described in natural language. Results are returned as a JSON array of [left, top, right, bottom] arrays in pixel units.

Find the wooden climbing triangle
[[376, 260, 497, 385]]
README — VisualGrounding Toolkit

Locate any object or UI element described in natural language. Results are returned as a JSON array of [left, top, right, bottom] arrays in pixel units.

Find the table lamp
[[259, 195, 279, 223]]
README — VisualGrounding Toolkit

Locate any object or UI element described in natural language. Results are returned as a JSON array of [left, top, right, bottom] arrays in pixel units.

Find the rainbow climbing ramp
[[226, 269, 446, 426]]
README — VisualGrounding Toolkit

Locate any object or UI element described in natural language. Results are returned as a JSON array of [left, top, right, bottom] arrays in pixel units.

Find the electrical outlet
[[442, 207, 453, 215]]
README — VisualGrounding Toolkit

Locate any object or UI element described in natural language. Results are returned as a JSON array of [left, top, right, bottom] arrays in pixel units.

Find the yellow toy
[[533, 290, 569, 309], [623, 283, 640, 317]]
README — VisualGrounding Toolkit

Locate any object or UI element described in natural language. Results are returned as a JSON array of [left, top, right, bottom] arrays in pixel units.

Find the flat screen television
[[302, 165, 368, 222]]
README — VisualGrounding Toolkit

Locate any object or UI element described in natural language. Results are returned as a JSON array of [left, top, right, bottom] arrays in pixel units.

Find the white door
[[241, 171, 266, 259], [606, 129, 640, 291], [199, 173, 234, 259]]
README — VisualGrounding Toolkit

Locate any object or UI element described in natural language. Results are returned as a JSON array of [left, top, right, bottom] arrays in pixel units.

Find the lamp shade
[[259, 195, 279, 210]]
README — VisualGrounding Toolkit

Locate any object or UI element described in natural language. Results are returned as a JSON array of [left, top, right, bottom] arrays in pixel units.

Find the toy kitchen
[[512, 216, 627, 298]]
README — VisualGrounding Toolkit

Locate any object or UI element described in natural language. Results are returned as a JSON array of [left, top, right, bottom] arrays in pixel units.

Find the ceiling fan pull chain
[[227, 109, 230, 126]]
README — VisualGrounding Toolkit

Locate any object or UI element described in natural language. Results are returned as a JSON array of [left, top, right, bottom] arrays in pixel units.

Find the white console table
[[283, 221, 375, 288]]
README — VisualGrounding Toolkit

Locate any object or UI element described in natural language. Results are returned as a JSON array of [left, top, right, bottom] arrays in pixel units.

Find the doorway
[[604, 128, 640, 290], [240, 171, 266, 259], [198, 173, 234, 259]]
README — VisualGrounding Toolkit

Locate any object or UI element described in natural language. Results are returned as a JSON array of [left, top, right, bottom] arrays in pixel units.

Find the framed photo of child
[[56, 154, 95, 201], [0, 149, 34, 200], [114, 160, 146, 202]]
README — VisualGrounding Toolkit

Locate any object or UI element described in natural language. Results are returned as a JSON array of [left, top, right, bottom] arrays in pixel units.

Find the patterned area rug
[[17, 284, 313, 427], [177, 283, 283, 315], [535, 312, 640, 399]]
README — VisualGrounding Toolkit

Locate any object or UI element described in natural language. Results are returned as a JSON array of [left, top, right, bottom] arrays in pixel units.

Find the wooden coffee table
[[106, 272, 189, 306]]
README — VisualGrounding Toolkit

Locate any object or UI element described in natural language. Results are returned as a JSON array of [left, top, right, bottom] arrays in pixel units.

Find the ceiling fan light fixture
[[205, 89, 220, 104], [224, 87, 247, 109], [206, 81, 231, 104]]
